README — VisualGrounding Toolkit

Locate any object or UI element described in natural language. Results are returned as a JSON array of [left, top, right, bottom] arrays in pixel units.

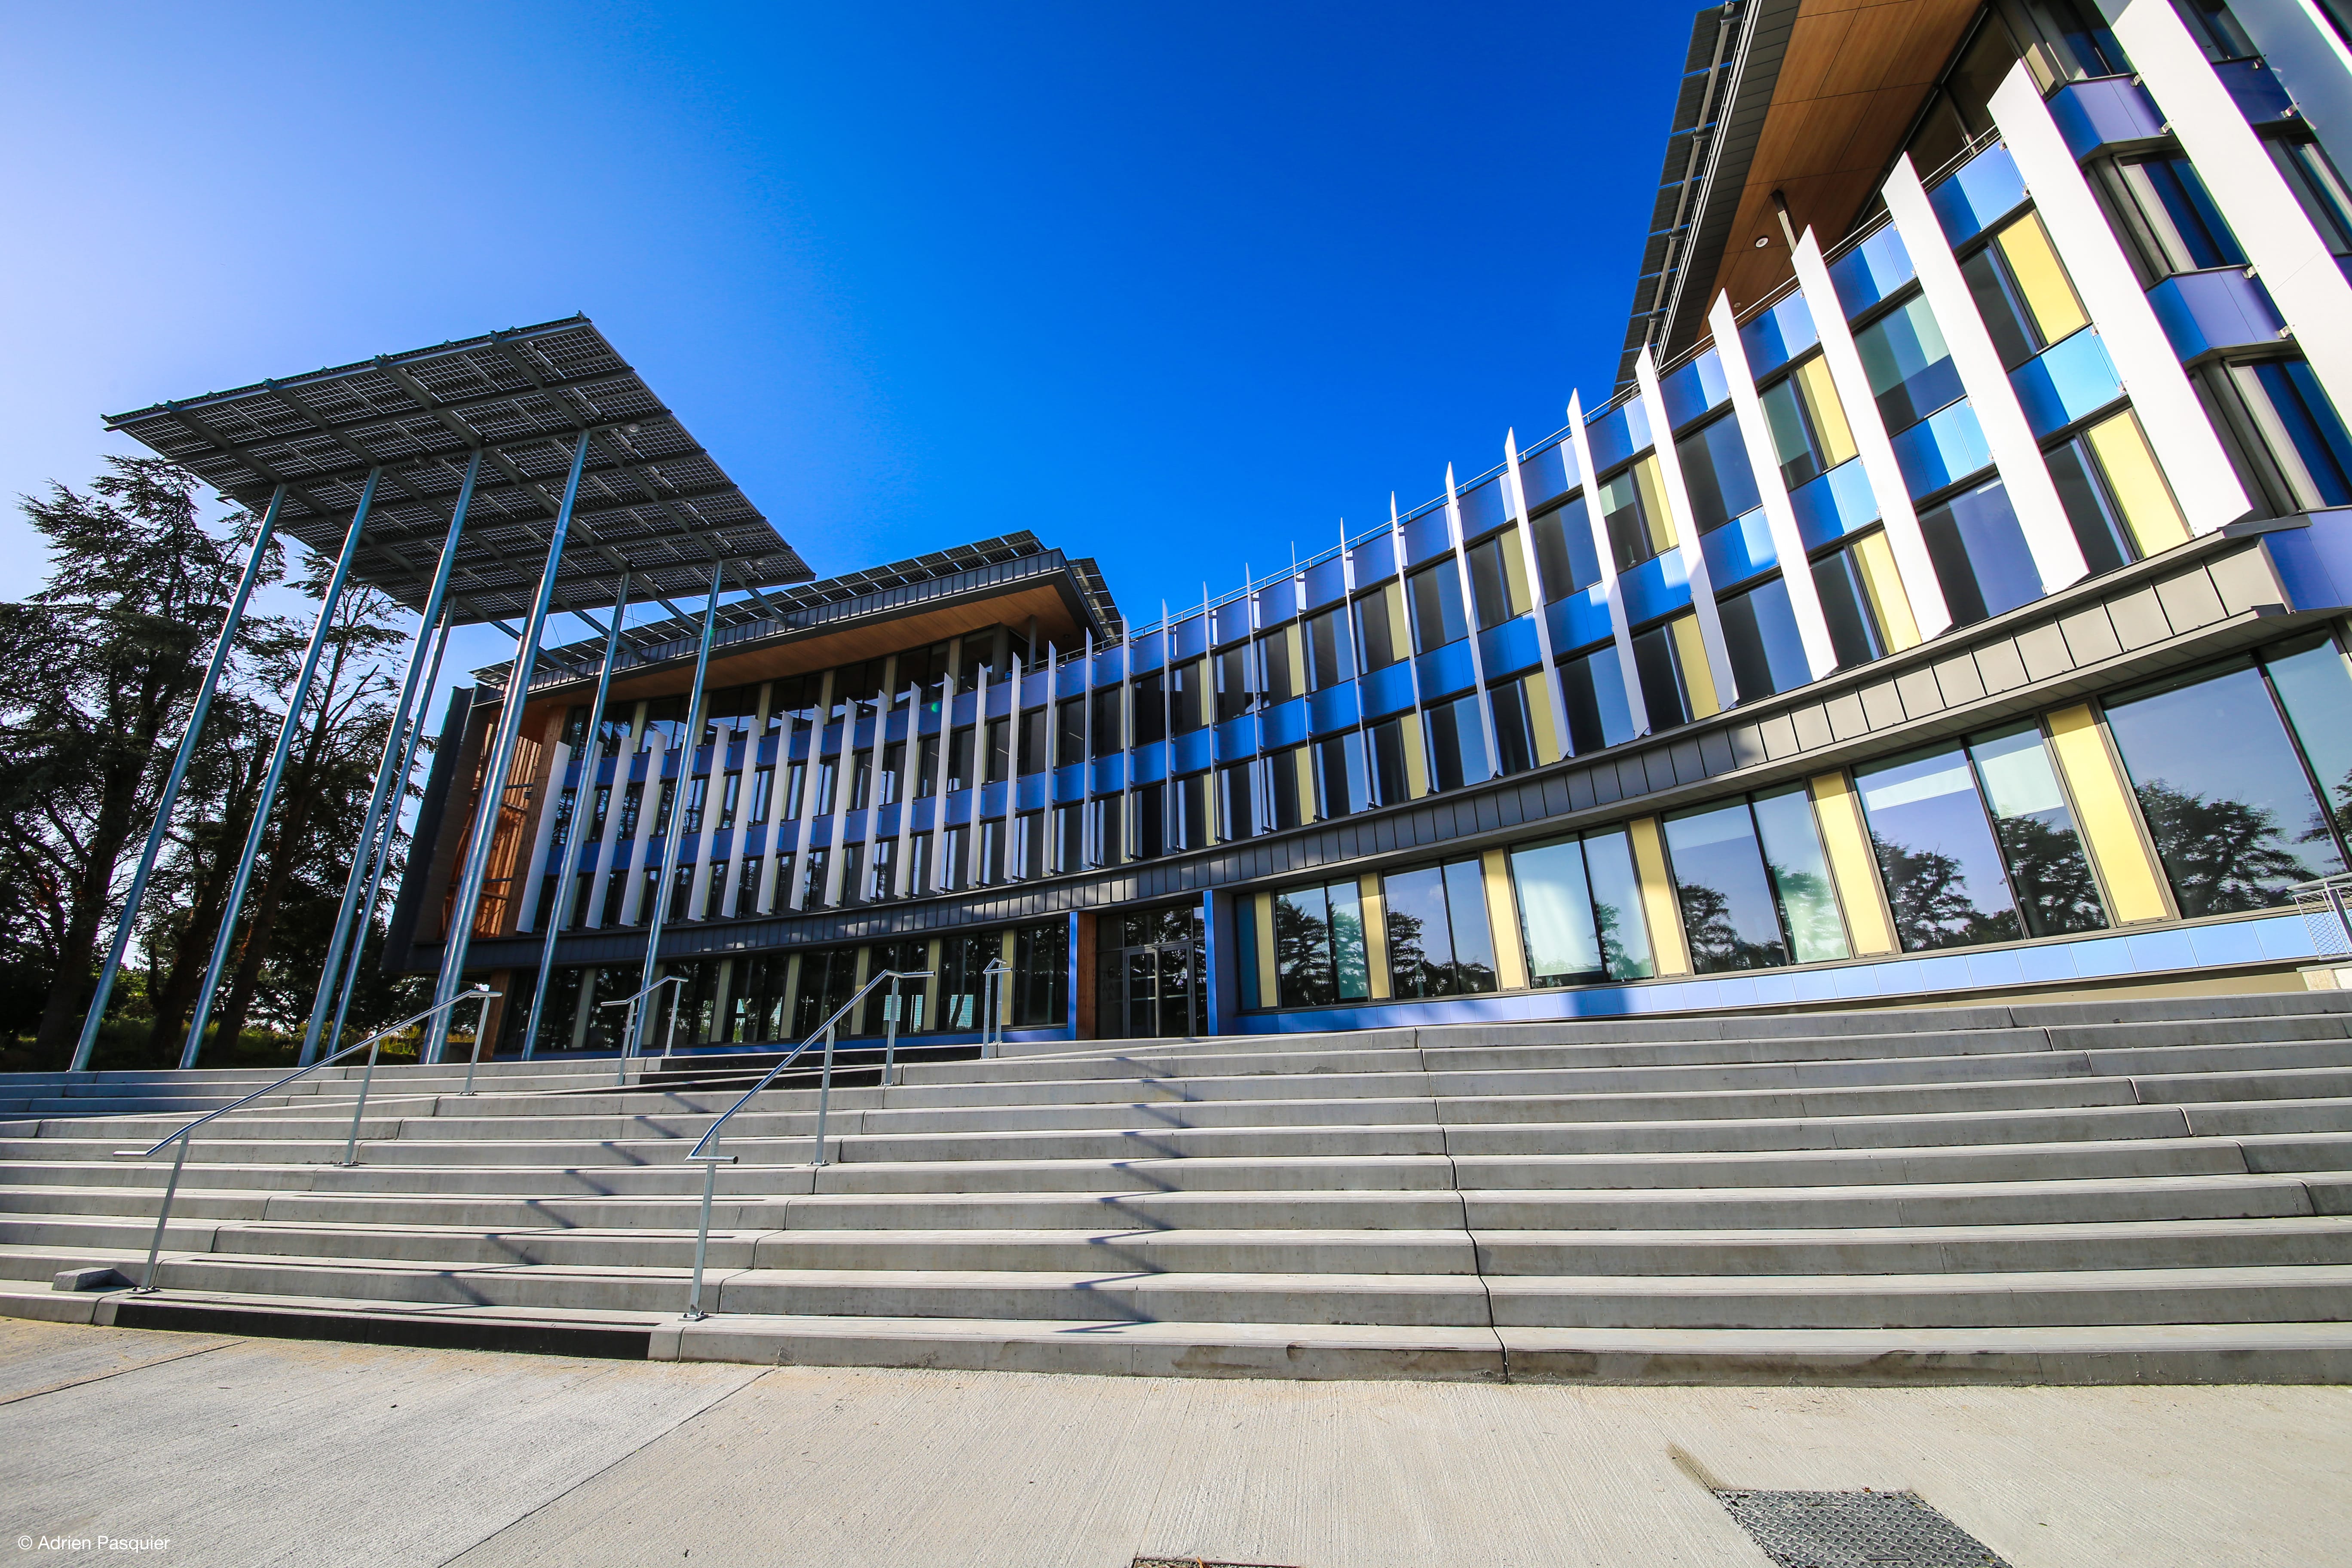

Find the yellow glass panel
[[1997, 212, 2090, 345], [1481, 848, 1530, 990], [1383, 581, 1411, 658], [1294, 747, 1318, 821], [1625, 816, 1692, 976], [1359, 873, 1392, 1000], [1669, 612, 1721, 717], [2085, 410, 2191, 555], [1852, 530, 1921, 651], [1808, 772, 1899, 955], [1499, 524, 1534, 616], [1252, 892, 1278, 1000], [996, 931, 1016, 1026], [2044, 704, 2171, 922], [1795, 357, 1858, 469], [1400, 710, 1430, 798], [1522, 673, 1560, 763], [1634, 454, 1679, 551]]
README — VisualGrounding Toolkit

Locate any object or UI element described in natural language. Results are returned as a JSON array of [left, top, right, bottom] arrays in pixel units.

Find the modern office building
[[395, 0, 2352, 1056]]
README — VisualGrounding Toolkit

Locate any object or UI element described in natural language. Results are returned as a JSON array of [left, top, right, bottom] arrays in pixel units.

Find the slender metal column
[[521, 571, 632, 1058], [320, 613, 450, 1063], [425, 431, 593, 1064], [629, 562, 725, 1057], [299, 454, 482, 1066], [72, 487, 286, 1072], [178, 476, 379, 1070]]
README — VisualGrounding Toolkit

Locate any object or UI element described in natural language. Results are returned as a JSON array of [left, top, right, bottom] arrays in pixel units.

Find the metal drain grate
[[1713, 1490, 2011, 1568]]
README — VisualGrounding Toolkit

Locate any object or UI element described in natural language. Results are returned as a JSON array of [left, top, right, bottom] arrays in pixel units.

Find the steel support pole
[[628, 562, 726, 1056], [425, 432, 593, 1064], [521, 571, 632, 1059], [300, 454, 482, 1066], [72, 487, 286, 1072], [320, 613, 450, 1062], [178, 475, 380, 1070]]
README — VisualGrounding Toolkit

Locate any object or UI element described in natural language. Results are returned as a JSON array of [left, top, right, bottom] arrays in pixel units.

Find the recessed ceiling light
[[1754, 236, 1771, 248]]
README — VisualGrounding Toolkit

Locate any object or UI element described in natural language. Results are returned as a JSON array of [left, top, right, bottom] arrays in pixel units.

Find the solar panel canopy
[[107, 316, 809, 625]]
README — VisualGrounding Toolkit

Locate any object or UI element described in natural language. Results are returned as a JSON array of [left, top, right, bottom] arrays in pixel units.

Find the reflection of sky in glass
[[1510, 838, 1603, 985], [2265, 638, 2352, 843], [2105, 664, 2343, 915], [1751, 785, 1850, 962], [1326, 879, 1369, 1000], [1443, 859, 1498, 980], [1970, 724, 2105, 936], [1663, 803, 1788, 971], [1383, 866, 1452, 995], [1856, 745, 2021, 949], [1582, 830, 1653, 979]]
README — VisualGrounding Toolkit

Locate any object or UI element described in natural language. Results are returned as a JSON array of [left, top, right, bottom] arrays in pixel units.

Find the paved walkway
[[1, 1319, 2346, 1567]]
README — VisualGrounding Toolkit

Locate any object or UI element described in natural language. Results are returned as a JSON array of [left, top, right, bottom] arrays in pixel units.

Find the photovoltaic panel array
[[105, 315, 810, 625]]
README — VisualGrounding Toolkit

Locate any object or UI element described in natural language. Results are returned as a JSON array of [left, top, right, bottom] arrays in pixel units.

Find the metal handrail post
[[460, 985, 499, 1096], [2331, 882, 2352, 955], [340, 1033, 386, 1167], [680, 1152, 735, 1320], [882, 978, 900, 1088], [662, 983, 684, 1059], [133, 1136, 192, 1292], [74, 487, 285, 1073], [600, 973, 681, 1086], [809, 1023, 837, 1167]]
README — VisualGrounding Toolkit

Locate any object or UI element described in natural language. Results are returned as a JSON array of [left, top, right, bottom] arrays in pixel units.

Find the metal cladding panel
[[1519, 440, 1578, 513], [2048, 74, 2168, 158], [1261, 697, 1310, 750], [1360, 659, 1417, 717], [1308, 683, 1361, 735], [1172, 612, 1209, 659], [1415, 640, 1478, 701], [1215, 713, 1260, 761], [1016, 774, 1048, 812], [1303, 555, 1348, 609], [2147, 269, 2291, 362], [1256, 577, 1299, 624], [1131, 741, 1169, 785], [1547, 585, 1616, 653], [1171, 727, 1214, 775], [1478, 614, 1543, 679], [1402, 509, 1453, 566], [1351, 532, 1397, 585], [1212, 599, 1254, 646]]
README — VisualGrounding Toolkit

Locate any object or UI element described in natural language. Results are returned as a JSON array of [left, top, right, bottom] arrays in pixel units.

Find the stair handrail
[[678, 967, 931, 1320], [599, 973, 688, 1085], [109, 985, 497, 1294], [2290, 872, 2352, 959]]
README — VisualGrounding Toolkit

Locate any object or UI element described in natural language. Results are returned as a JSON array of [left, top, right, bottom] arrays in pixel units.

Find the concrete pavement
[[1, 1318, 2347, 1567]]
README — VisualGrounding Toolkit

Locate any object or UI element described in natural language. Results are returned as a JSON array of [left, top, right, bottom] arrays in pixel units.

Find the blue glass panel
[[1828, 225, 1916, 318], [1660, 349, 1731, 429], [1457, 473, 1507, 535], [1891, 399, 1994, 498], [1090, 753, 1124, 794], [1478, 613, 1542, 678], [1699, 507, 1779, 587], [2147, 267, 2289, 362], [1130, 629, 1165, 674], [2216, 57, 2296, 128], [1090, 650, 1121, 688], [2047, 75, 2166, 160], [1619, 547, 1693, 626], [1130, 741, 1167, 785], [1303, 554, 1347, 609], [1546, 582, 1615, 653], [905, 800, 931, 834], [976, 784, 1003, 820], [1518, 439, 1578, 512], [1256, 577, 1298, 624], [1170, 726, 1213, 775], [1929, 142, 2028, 245], [1213, 712, 1260, 761], [1171, 612, 1208, 659], [1350, 531, 1396, 585], [1415, 638, 1478, 700], [1789, 456, 1883, 552], [983, 683, 1011, 720], [1402, 508, 1453, 565], [1738, 292, 1820, 379], [1360, 658, 1417, 717], [1307, 682, 1361, 735], [1261, 696, 1310, 749], [1019, 669, 1050, 707], [2011, 328, 2124, 437], [1625, 395, 1654, 454], [1053, 762, 1086, 799], [1211, 598, 1253, 646], [943, 791, 971, 826], [1015, 774, 1048, 812], [1585, 401, 1640, 473]]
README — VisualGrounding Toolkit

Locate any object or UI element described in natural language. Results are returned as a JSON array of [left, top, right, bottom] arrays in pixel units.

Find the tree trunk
[[31, 746, 158, 1062]]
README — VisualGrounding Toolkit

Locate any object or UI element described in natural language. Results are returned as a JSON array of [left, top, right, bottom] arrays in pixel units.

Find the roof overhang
[[106, 316, 808, 625]]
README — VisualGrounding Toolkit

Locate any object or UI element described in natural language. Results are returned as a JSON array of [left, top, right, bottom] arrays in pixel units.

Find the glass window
[[1531, 498, 1601, 600], [944, 727, 974, 792], [1663, 803, 1790, 972], [1508, 837, 1605, 986], [1751, 784, 1851, 963], [2231, 359, 2352, 510], [2048, 409, 2189, 574], [1960, 213, 2089, 371], [1677, 415, 1762, 535], [984, 717, 1011, 784], [1090, 686, 1122, 755], [2115, 154, 2248, 273], [1131, 781, 1165, 860], [1214, 643, 1256, 720], [1854, 295, 1965, 428], [1383, 860, 1498, 997], [1355, 582, 1408, 671], [1313, 734, 1368, 819], [1269, 746, 1306, 830], [1055, 697, 1085, 766], [1718, 576, 1812, 700], [2104, 658, 2347, 914], [1273, 879, 1370, 1007], [2270, 137, 2352, 256], [1631, 613, 1717, 731], [1970, 723, 2107, 936], [1407, 563, 1469, 651], [1491, 679, 1539, 776], [1423, 693, 1488, 791], [1257, 630, 1300, 704], [1918, 478, 2043, 627], [1169, 657, 1208, 732], [1305, 608, 1354, 691], [1368, 717, 1412, 805], [1466, 527, 1534, 629], [1583, 827, 1654, 979], [2266, 635, 2352, 847], [1758, 358, 1857, 490], [1559, 644, 1636, 753], [1171, 771, 1211, 851], [1599, 456, 1676, 571], [1131, 672, 1166, 745], [1855, 746, 2024, 949]]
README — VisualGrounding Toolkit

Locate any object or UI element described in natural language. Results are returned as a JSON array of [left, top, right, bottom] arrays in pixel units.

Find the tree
[[0, 459, 278, 1062]]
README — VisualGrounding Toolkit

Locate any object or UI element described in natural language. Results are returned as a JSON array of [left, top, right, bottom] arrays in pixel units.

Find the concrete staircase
[[5, 991, 2352, 1383]]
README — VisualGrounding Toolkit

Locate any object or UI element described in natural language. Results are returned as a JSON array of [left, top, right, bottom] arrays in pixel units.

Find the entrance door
[[1096, 905, 1208, 1039]]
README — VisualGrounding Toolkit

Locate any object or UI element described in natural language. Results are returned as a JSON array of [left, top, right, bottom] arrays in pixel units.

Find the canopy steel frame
[[628, 562, 725, 1056]]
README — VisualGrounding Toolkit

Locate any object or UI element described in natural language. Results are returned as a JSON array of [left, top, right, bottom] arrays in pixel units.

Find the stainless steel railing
[[2291, 873, 2352, 959], [677, 967, 931, 1320], [600, 973, 688, 1084], [110, 986, 497, 1294]]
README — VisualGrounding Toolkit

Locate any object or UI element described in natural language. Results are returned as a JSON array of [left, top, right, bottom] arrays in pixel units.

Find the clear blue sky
[[0, 1, 1691, 687]]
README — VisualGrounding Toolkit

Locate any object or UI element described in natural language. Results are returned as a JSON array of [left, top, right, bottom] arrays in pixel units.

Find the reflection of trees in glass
[[2133, 779, 2315, 916], [1330, 908, 1366, 999], [1273, 895, 1334, 1007], [1595, 902, 1645, 980], [1993, 815, 2105, 936], [1872, 834, 2021, 950], [1385, 907, 1442, 997], [1676, 884, 1785, 972], [1764, 862, 1845, 961]]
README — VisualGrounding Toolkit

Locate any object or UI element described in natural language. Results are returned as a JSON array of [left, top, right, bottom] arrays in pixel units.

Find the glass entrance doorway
[[1097, 904, 1207, 1039]]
